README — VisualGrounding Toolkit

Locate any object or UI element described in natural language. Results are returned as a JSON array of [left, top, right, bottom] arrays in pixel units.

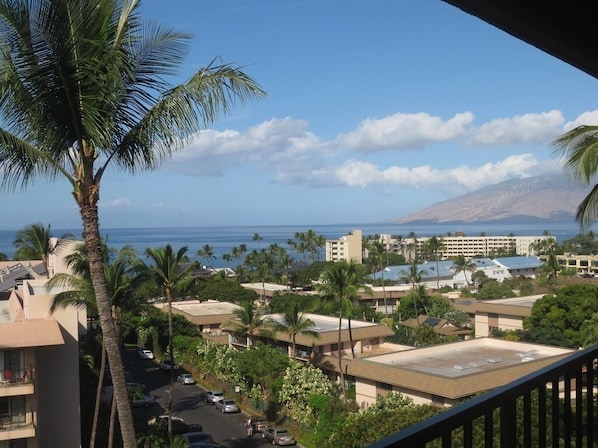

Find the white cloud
[[101, 197, 132, 208], [281, 154, 560, 195], [564, 110, 598, 131], [331, 112, 474, 152], [466, 110, 564, 146]]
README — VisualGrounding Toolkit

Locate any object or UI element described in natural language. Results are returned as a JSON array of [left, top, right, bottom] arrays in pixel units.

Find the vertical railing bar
[[587, 359, 595, 447], [500, 397, 517, 447], [485, 409, 494, 447], [575, 368, 582, 448], [463, 420, 473, 448], [523, 391, 532, 448], [442, 431, 451, 448], [539, 386, 547, 448], [552, 378, 560, 448], [563, 373, 571, 448]]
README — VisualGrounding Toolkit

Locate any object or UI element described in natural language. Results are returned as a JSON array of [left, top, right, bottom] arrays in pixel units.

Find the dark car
[[181, 431, 215, 444]]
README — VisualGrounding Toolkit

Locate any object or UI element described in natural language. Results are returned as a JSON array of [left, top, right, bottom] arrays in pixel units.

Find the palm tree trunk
[[108, 394, 117, 448], [89, 339, 107, 448], [80, 203, 136, 448], [348, 317, 356, 359], [337, 311, 345, 396], [166, 290, 174, 437]]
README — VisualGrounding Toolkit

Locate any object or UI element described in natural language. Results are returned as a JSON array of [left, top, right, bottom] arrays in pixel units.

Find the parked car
[[204, 390, 224, 404], [159, 359, 179, 371], [249, 416, 271, 433], [214, 398, 239, 413], [262, 427, 297, 446], [131, 394, 157, 408], [149, 415, 202, 435], [181, 431, 215, 444], [137, 348, 154, 359], [177, 373, 196, 385]]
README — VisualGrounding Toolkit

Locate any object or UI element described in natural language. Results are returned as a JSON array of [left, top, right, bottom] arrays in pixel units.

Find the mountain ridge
[[391, 174, 589, 224]]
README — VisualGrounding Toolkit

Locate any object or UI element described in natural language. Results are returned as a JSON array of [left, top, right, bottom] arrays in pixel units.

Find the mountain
[[392, 174, 589, 224]]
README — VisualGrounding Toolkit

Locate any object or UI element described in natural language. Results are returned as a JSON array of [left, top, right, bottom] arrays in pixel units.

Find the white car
[[205, 390, 224, 404], [214, 398, 239, 413], [131, 394, 157, 408], [159, 359, 179, 371], [137, 348, 154, 360], [177, 373, 196, 385]]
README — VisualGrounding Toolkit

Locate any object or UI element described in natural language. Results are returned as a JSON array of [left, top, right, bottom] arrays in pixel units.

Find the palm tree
[[452, 255, 476, 288], [269, 300, 319, 358], [140, 245, 195, 437], [0, 2, 264, 445], [221, 299, 271, 348], [47, 244, 143, 448], [13, 222, 72, 277], [367, 239, 390, 315], [425, 236, 445, 290], [552, 126, 598, 229], [317, 260, 368, 394], [400, 262, 428, 345], [196, 244, 216, 268]]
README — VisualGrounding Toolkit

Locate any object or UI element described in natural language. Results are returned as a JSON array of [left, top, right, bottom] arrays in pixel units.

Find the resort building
[[155, 299, 242, 334], [0, 278, 85, 448], [375, 233, 555, 260], [554, 253, 598, 277], [340, 338, 574, 407], [453, 295, 544, 337], [325, 229, 363, 263]]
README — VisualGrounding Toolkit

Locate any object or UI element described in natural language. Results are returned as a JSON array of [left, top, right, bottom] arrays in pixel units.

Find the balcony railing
[[0, 368, 32, 387], [368, 344, 598, 448], [0, 412, 33, 432]]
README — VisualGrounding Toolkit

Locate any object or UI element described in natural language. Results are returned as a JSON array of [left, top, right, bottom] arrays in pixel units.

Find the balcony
[[0, 412, 35, 441], [368, 344, 597, 448], [0, 368, 34, 397]]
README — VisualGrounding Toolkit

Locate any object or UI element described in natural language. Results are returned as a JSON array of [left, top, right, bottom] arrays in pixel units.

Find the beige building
[[555, 253, 598, 276], [377, 233, 555, 260], [325, 229, 363, 263], [333, 338, 574, 407], [0, 278, 85, 448]]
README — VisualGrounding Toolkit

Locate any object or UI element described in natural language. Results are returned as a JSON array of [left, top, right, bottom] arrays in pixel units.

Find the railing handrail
[[368, 343, 598, 447]]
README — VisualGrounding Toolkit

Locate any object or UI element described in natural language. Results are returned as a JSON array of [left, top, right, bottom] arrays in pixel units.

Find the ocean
[[0, 221, 583, 267]]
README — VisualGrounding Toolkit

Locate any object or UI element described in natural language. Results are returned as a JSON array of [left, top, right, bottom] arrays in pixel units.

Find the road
[[123, 348, 275, 447]]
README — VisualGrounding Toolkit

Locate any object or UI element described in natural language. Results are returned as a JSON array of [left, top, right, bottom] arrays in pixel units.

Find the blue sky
[[2, 0, 598, 231]]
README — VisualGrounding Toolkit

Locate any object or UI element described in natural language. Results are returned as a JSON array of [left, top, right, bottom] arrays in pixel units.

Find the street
[[122, 348, 275, 447]]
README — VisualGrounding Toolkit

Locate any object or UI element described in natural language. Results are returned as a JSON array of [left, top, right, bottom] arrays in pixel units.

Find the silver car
[[177, 373, 196, 385], [214, 398, 239, 413], [205, 390, 224, 404], [262, 427, 296, 446]]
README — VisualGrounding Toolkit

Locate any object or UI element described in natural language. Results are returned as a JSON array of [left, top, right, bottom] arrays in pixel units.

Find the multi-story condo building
[[376, 232, 555, 260], [0, 278, 84, 448], [325, 229, 362, 263]]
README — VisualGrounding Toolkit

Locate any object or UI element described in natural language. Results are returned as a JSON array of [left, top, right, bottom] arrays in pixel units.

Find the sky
[[2, 0, 598, 231]]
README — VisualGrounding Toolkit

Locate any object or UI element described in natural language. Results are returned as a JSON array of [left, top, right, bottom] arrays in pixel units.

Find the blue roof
[[373, 261, 454, 283], [494, 256, 543, 270]]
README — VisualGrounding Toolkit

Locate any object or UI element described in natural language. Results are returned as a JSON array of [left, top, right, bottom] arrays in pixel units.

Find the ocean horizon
[[0, 221, 585, 267]]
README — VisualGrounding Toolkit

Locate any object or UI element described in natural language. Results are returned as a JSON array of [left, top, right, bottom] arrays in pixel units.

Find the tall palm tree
[[196, 244, 216, 267], [400, 262, 428, 345], [221, 299, 271, 348], [452, 255, 476, 289], [13, 222, 72, 277], [140, 245, 195, 437], [425, 236, 445, 290], [317, 260, 368, 394], [552, 126, 598, 229], [48, 245, 143, 448], [0, 2, 264, 445], [269, 300, 319, 358]]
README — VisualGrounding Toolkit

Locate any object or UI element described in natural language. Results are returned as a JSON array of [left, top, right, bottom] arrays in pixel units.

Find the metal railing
[[368, 344, 598, 448], [0, 413, 33, 432], [0, 367, 33, 387]]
